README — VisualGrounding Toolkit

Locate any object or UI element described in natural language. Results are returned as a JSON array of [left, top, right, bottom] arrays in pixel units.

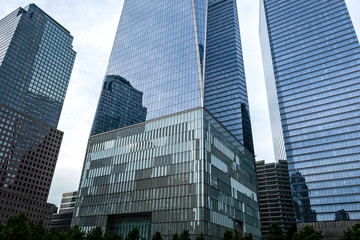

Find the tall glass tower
[[90, 0, 254, 153], [0, 4, 76, 226], [74, 0, 260, 239], [260, 0, 360, 228]]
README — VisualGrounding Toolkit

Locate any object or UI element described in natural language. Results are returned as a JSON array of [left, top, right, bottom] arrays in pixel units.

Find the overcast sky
[[1, 0, 359, 207]]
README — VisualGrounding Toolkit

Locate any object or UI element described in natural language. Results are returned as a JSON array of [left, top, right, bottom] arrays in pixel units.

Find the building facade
[[0, 4, 76, 226], [74, 0, 259, 239], [260, 0, 360, 232], [256, 160, 295, 238], [73, 109, 260, 239], [51, 191, 78, 230]]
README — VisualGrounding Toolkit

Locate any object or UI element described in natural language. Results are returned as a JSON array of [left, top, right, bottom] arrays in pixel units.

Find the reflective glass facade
[[91, 75, 147, 136], [0, 5, 76, 127], [205, 0, 253, 153], [0, 4, 76, 226], [103, 0, 202, 122], [260, 0, 360, 222], [90, 0, 254, 153], [73, 109, 260, 239]]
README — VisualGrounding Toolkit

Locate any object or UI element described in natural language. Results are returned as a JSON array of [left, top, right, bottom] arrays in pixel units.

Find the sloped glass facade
[[90, 0, 254, 153], [260, 0, 360, 222], [205, 0, 253, 153], [104, 0, 202, 122], [73, 109, 260, 239]]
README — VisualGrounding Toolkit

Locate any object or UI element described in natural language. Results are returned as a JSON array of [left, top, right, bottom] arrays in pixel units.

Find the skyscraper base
[[73, 108, 261, 240]]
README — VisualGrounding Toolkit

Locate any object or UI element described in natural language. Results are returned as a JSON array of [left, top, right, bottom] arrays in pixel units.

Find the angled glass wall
[[205, 0, 254, 153], [102, 0, 202, 123], [90, 0, 254, 153]]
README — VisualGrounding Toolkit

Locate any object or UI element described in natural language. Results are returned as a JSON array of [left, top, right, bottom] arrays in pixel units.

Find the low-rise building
[[256, 160, 295, 238], [51, 191, 77, 230]]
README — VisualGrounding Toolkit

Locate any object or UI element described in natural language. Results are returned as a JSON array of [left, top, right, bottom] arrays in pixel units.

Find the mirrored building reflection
[[0, 4, 76, 226], [91, 75, 147, 136], [335, 209, 350, 221], [290, 171, 316, 223]]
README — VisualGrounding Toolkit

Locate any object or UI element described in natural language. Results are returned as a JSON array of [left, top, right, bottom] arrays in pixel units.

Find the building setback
[[260, 0, 360, 238], [0, 4, 76, 226], [73, 0, 260, 239], [256, 160, 295, 238]]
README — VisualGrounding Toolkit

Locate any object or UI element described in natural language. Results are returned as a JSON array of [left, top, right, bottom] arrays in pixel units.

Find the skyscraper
[[0, 4, 76, 226], [260, 0, 360, 235], [73, 0, 260, 239], [205, 0, 254, 153], [90, 0, 253, 152]]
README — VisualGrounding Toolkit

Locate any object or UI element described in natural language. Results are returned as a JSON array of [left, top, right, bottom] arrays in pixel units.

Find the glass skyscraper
[[90, 0, 253, 153], [74, 0, 260, 239], [260, 0, 360, 226], [0, 4, 76, 226]]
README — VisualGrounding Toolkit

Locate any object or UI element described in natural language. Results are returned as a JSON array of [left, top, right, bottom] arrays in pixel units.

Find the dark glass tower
[[74, 0, 260, 239], [90, 0, 254, 153], [205, 0, 253, 153], [0, 4, 76, 226], [260, 0, 360, 227]]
